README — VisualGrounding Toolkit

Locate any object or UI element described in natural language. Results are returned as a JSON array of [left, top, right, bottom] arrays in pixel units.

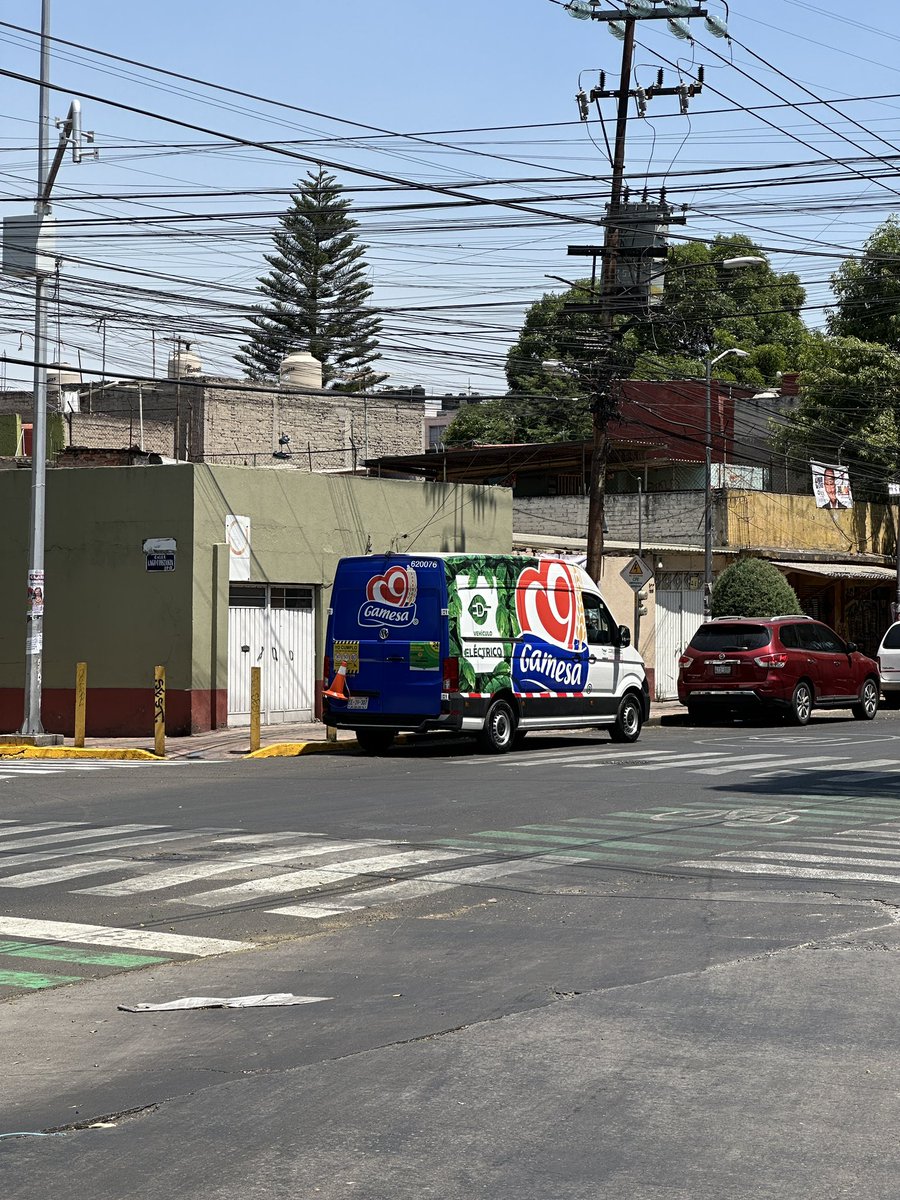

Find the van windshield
[[689, 624, 771, 652]]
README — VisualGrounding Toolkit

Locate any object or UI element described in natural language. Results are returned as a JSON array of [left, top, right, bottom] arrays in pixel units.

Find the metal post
[[74, 661, 87, 747], [153, 665, 166, 757], [895, 496, 900, 621], [250, 666, 261, 753], [21, 0, 52, 736], [704, 354, 713, 618]]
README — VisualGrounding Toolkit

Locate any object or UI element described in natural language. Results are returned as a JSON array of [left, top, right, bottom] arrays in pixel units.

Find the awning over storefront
[[774, 561, 896, 582]]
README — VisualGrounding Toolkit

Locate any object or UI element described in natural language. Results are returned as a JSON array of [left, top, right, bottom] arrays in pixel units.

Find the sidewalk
[[2, 701, 690, 761]]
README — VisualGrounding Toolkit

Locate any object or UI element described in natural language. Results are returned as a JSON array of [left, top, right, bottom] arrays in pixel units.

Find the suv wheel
[[789, 681, 813, 726], [852, 677, 879, 721], [610, 693, 643, 743]]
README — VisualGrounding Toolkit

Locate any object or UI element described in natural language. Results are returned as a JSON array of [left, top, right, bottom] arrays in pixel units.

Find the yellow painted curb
[[244, 740, 357, 759], [0, 745, 161, 761]]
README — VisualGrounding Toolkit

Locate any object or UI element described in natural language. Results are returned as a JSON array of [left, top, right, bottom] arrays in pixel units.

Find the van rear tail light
[[323, 655, 331, 686], [442, 656, 460, 692], [678, 655, 693, 669], [754, 652, 789, 668]]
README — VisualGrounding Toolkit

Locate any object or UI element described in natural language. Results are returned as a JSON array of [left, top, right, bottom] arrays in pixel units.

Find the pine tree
[[236, 167, 386, 390]]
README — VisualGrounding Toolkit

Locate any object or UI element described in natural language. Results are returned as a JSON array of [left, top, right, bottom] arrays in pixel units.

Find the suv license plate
[[347, 697, 369, 710], [714, 664, 732, 675]]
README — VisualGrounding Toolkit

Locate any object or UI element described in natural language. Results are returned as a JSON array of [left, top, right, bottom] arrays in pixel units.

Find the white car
[[877, 622, 900, 709]]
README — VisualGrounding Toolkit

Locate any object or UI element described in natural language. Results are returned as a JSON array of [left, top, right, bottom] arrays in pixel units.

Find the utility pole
[[556, 0, 710, 582], [13, 0, 96, 737]]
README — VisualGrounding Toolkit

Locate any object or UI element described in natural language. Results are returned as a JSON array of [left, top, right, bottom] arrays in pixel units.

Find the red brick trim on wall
[[0, 688, 227, 738]]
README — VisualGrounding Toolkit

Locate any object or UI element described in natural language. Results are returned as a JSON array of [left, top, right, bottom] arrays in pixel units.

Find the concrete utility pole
[[19, 0, 95, 736], [557, 0, 709, 583]]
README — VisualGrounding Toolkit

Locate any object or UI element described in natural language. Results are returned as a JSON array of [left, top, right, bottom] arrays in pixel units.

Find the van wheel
[[477, 700, 516, 754], [852, 677, 879, 721], [610, 693, 643, 743], [355, 729, 396, 754], [789, 681, 813, 726], [883, 692, 900, 709]]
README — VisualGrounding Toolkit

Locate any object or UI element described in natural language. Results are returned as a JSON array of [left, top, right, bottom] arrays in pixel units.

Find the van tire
[[355, 729, 396, 754], [477, 700, 516, 754], [609, 693, 643, 743], [883, 692, 900, 709]]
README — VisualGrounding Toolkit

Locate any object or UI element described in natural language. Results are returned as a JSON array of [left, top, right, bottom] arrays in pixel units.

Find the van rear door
[[328, 556, 445, 721]]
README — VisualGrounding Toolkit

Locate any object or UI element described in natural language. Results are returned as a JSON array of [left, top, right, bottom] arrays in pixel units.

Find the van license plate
[[347, 697, 369, 710], [714, 664, 732, 675]]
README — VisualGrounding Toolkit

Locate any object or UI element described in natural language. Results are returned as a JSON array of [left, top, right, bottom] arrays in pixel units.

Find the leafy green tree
[[711, 557, 802, 619], [772, 334, 900, 481], [237, 167, 386, 389], [445, 234, 808, 446], [828, 216, 900, 348]]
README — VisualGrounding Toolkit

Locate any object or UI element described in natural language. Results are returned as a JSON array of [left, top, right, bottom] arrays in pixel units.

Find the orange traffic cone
[[324, 661, 351, 701]]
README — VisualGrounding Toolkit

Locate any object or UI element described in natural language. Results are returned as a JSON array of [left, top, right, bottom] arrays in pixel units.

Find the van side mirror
[[617, 625, 631, 648]]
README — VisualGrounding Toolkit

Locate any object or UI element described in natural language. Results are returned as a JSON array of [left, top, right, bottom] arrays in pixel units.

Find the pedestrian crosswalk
[[466, 745, 900, 778], [4, 791, 900, 995], [0, 759, 175, 783]]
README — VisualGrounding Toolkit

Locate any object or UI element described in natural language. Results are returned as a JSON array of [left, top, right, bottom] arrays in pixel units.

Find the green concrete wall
[[0, 414, 22, 456], [0, 464, 512, 695], [190, 466, 513, 688], [0, 465, 196, 691]]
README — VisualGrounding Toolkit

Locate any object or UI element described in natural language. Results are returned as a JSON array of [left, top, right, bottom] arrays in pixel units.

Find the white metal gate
[[227, 584, 315, 725], [654, 571, 704, 700]]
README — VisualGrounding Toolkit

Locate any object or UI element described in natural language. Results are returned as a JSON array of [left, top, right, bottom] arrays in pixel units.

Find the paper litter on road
[[118, 992, 332, 1012]]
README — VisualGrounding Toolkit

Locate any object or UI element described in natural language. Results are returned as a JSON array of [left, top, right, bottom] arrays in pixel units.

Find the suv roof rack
[[770, 614, 813, 621]]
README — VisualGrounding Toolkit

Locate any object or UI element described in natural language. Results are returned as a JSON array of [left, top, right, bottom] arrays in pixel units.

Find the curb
[[244, 740, 358, 759], [0, 745, 162, 761]]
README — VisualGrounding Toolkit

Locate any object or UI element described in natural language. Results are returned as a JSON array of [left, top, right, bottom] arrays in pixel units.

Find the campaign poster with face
[[811, 462, 852, 510]]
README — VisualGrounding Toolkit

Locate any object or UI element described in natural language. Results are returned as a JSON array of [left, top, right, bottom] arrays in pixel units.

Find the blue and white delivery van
[[323, 553, 649, 753]]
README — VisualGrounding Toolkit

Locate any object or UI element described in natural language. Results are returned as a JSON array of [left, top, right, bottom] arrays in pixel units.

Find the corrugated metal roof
[[775, 561, 896, 581]]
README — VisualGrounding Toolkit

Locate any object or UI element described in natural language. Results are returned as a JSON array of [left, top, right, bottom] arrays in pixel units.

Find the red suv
[[677, 616, 880, 725]]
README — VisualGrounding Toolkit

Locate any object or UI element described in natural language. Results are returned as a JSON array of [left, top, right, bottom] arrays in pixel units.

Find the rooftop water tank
[[47, 362, 80, 389], [280, 351, 322, 390], [167, 340, 202, 379]]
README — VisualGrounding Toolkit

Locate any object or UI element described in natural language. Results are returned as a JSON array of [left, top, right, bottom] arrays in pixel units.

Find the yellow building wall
[[725, 492, 897, 556]]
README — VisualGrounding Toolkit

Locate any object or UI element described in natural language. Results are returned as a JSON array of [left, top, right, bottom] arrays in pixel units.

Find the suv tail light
[[754, 652, 789, 669], [678, 655, 693, 668], [443, 656, 460, 692]]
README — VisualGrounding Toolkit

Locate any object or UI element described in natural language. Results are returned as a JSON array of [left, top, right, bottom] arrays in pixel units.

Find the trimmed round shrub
[[710, 556, 802, 619]]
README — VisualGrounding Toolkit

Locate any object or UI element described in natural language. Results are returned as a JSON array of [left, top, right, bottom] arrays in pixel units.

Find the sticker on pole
[[620, 556, 652, 591]]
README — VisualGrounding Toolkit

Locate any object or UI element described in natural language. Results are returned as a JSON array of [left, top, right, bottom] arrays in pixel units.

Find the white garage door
[[228, 584, 315, 725], [654, 571, 704, 700]]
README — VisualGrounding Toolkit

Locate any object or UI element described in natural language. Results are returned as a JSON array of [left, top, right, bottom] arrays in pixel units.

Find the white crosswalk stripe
[[76, 839, 392, 897], [680, 822, 900, 885], [186, 847, 478, 907]]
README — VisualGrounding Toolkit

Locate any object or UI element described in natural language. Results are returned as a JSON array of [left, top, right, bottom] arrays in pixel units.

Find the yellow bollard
[[250, 666, 261, 753], [153, 665, 166, 758], [74, 662, 87, 748]]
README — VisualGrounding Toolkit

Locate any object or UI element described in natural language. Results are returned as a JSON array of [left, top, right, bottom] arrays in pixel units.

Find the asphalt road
[[3, 712, 900, 1198]]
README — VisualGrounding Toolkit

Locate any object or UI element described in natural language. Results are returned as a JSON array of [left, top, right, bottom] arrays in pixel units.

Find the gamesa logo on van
[[513, 560, 588, 692], [359, 565, 418, 629]]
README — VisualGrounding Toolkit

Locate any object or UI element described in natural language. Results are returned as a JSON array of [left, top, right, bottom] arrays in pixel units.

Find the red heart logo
[[515, 560, 577, 650], [366, 566, 410, 607]]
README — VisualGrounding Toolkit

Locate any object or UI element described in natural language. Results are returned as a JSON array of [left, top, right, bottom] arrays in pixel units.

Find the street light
[[704, 347, 749, 616]]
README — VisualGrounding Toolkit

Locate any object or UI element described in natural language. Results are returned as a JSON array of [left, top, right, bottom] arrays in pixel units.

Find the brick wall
[[514, 492, 716, 546], [67, 413, 173, 456]]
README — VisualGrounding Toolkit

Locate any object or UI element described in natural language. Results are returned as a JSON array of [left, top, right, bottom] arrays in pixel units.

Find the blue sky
[[1, 1, 899, 392]]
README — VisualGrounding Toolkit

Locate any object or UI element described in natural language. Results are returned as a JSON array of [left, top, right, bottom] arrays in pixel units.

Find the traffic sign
[[620, 555, 653, 591]]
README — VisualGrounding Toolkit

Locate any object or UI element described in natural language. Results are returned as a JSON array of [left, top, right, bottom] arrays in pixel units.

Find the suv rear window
[[881, 623, 900, 650], [688, 624, 772, 652]]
